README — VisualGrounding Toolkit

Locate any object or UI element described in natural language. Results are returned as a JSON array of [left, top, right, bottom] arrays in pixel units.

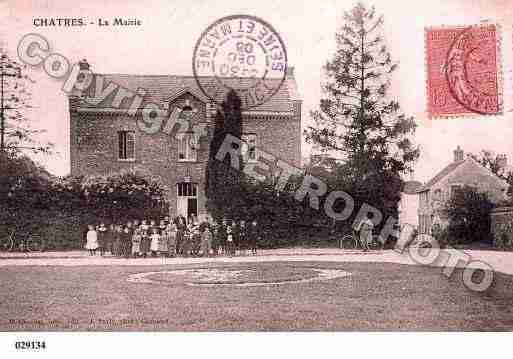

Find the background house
[[417, 146, 509, 234], [68, 61, 302, 221]]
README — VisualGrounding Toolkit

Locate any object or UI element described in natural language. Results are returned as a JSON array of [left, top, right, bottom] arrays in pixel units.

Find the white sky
[[1, 0, 512, 183]]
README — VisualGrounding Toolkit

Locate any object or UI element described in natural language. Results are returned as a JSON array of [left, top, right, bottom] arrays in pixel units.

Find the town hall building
[[68, 61, 302, 221]]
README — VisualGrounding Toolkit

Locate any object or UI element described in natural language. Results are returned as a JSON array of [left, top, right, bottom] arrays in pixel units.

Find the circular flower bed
[[127, 266, 351, 287]]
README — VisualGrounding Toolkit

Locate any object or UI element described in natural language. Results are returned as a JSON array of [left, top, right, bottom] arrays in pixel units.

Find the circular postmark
[[445, 25, 499, 115], [192, 15, 288, 110]]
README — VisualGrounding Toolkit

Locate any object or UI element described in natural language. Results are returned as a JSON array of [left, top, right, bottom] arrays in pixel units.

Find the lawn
[[0, 261, 512, 331]]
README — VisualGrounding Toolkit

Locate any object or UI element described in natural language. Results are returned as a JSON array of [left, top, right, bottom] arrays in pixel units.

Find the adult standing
[[218, 218, 227, 256], [105, 224, 115, 255], [238, 220, 247, 256], [113, 225, 122, 257], [355, 214, 374, 252], [121, 225, 132, 258], [140, 224, 150, 258], [175, 215, 186, 255], [167, 223, 177, 257], [248, 220, 259, 255], [210, 220, 219, 256]]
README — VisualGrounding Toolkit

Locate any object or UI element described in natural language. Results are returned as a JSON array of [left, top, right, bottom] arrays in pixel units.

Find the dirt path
[[1, 248, 512, 276]]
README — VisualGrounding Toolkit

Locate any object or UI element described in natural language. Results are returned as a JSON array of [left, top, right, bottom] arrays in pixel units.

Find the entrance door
[[177, 182, 198, 220], [187, 198, 198, 219]]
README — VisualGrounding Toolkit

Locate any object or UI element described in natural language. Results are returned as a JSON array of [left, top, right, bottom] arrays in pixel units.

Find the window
[[177, 133, 198, 162], [118, 131, 135, 160], [177, 182, 197, 197], [242, 134, 257, 162], [451, 185, 462, 197]]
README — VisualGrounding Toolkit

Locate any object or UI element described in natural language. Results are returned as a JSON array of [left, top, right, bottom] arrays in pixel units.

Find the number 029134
[[14, 341, 46, 350]]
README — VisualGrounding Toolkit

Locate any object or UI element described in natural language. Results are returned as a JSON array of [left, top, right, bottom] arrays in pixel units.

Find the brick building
[[417, 146, 509, 234], [68, 61, 302, 220]]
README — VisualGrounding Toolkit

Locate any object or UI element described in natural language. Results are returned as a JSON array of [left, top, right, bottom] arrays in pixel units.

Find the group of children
[[84, 216, 260, 258]]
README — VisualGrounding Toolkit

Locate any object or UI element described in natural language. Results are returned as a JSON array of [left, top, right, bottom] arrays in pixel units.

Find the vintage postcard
[[1, 0, 513, 354]]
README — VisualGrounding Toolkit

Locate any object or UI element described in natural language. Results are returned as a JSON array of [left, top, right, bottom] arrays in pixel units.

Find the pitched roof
[[76, 73, 300, 113], [403, 180, 423, 194], [417, 160, 466, 192]]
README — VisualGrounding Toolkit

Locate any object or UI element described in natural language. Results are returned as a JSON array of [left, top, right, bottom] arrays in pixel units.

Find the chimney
[[498, 154, 508, 169], [453, 145, 464, 162], [286, 66, 294, 78], [78, 59, 90, 71]]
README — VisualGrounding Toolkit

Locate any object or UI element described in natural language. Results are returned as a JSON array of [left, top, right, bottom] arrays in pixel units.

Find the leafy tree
[[304, 3, 419, 218], [0, 153, 53, 238], [470, 150, 513, 199], [443, 185, 495, 244], [205, 90, 244, 220], [0, 51, 52, 155]]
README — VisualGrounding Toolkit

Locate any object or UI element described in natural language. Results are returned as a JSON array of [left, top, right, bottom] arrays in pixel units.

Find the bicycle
[[339, 231, 383, 250], [0, 229, 16, 252], [340, 231, 359, 249], [0, 229, 43, 252]]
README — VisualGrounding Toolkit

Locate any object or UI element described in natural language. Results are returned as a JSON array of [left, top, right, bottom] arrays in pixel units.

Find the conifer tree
[[205, 90, 244, 220], [305, 2, 419, 218]]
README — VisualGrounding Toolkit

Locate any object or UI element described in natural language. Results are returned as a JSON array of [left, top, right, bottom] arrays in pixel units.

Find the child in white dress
[[85, 225, 98, 256], [150, 228, 160, 257], [132, 228, 142, 258]]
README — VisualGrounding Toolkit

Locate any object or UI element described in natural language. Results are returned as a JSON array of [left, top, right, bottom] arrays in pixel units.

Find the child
[[238, 220, 247, 256], [150, 219, 157, 234], [201, 226, 213, 257], [159, 220, 167, 234], [140, 225, 150, 258], [226, 222, 234, 257], [132, 228, 142, 258], [121, 225, 132, 259], [85, 225, 98, 256], [159, 224, 169, 255], [150, 228, 160, 257], [141, 220, 149, 233], [97, 223, 107, 256]]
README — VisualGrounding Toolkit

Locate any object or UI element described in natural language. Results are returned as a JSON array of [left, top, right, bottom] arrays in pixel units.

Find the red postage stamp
[[425, 24, 501, 118]]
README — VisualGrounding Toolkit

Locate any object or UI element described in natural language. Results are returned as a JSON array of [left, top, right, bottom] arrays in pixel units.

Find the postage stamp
[[192, 14, 288, 109], [425, 24, 502, 118]]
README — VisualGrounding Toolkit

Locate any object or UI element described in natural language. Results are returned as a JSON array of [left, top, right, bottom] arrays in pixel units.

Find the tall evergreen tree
[[205, 90, 244, 220], [305, 2, 419, 218]]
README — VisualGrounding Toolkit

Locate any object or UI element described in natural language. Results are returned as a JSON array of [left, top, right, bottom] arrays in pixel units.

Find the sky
[[1, 0, 512, 183]]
